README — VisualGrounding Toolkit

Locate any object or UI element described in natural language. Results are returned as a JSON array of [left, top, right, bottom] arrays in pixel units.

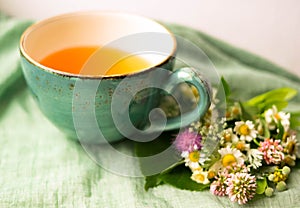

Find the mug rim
[[19, 11, 177, 79]]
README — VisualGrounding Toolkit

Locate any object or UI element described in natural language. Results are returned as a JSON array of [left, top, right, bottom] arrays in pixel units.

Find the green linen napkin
[[0, 13, 300, 208], [0, 14, 32, 100]]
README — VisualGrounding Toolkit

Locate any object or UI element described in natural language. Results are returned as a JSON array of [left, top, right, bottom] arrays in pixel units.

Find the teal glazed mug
[[19, 11, 211, 143]]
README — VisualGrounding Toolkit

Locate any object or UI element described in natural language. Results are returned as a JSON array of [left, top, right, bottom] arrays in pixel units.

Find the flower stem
[[253, 138, 260, 146]]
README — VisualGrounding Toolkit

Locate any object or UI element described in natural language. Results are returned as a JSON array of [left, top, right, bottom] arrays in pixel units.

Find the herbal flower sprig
[[138, 78, 299, 206], [171, 80, 299, 205]]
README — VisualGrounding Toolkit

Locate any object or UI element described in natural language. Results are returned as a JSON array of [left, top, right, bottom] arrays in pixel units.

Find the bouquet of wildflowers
[[136, 78, 300, 205]]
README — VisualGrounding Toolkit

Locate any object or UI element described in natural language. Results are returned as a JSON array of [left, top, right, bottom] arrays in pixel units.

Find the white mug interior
[[20, 11, 176, 77]]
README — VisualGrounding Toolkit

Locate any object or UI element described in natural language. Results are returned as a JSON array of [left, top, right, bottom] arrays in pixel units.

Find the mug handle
[[159, 67, 211, 131]]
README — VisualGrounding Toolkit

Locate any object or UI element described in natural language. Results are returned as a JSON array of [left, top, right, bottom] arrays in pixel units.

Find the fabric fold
[[0, 13, 299, 208]]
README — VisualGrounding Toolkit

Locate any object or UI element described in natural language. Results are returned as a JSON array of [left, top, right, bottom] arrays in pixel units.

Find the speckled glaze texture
[[18, 11, 212, 143], [21, 55, 80, 139], [20, 51, 212, 143], [20, 54, 181, 143]]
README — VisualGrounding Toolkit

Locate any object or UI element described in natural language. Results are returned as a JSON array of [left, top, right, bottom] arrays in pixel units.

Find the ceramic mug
[[19, 11, 211, 143]]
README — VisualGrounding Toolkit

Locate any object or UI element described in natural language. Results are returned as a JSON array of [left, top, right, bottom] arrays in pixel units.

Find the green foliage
[[135, 131, 210, 191], [238, 88, 297, 122], [136, 78, 299, 194], [256, 177, 267, 194], [239, 101, 257, 121], [221, 76, 231, 100], [244, 88, 297, 113], [144, 174, 163, 191], [276, 122, 285, 140], [143, 163, 210, 191], [135, 132, 209, 191], [215, 76, 232, 111], [159, 165, 210, 191]]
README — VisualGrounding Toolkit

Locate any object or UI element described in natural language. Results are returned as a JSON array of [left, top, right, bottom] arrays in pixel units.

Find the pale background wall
[[0, 0, 299, 76]]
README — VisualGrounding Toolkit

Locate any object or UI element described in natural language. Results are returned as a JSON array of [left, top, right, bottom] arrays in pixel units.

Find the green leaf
[[256, 177, 267, 194], [145, 174, 163, 191], [135, 130, 182, 190], [246, 88, 297, 105], [262, 99, 288, 111], [160, 160, 185, 175], [215, 77, 231, 111], [276, 122, 285, 140], [221, 76, 231, 98], [239, 101, 258, 121], [144, 160, 185, 190], [245, 88, 297, 112], [160, 165, 210, 191]]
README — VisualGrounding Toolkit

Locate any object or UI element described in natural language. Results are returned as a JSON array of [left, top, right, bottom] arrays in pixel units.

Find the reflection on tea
[[40, 46, 151, 76]]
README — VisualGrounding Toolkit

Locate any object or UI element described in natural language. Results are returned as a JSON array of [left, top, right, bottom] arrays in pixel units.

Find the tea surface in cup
[[19, 11, 211, 144], [40, 46, 151, 75]]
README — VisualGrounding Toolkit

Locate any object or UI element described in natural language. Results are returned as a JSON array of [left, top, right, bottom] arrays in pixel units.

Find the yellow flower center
[[224, 133, 232, 142], [274, 113, 281, 120], [189, 151, 200, 162], [239, 124, 250, 135], [222, 154, 237, 167], [273, 171, 287, 183], [207, 171, 216, 179], [236, 141, 245, 151], [232, 107, 240, 115], [194, 173, 205, 182], [286, 141, 296, 155]]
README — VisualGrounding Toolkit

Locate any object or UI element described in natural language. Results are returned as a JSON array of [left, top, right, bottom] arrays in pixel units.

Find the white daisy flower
[[181, 151, 189, 158], [218, 146, 245, 168], [191, 169, 210, 184], [183, 150, 204, 170], [234, 121, 257, 142], [233, 140, 250, 152], [227, 102, 242, 119], [222, 129, 250, 152], [221, 128, 238, 146], [283, 134, 299, 157], [264, 105, 290, 132], [247, 149, 263, 169]]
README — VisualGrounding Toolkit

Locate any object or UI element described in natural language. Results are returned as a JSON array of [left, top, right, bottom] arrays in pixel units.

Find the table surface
[[0, 0, 299, 77], [1, 12, 300, 208]]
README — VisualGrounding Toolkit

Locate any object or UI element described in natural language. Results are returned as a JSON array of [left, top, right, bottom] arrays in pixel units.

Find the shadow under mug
[[19, 11, 211, 144]]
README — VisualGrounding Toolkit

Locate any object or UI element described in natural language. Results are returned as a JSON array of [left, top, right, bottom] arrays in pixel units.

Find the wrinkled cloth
[[0, 13, 300, 208]]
